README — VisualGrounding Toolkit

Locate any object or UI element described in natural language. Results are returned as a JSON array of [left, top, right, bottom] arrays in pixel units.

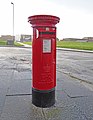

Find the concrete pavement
[[17, 42, 32, 48], [0, 47, 93, 120]]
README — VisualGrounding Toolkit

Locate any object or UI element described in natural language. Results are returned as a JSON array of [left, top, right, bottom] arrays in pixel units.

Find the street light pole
[[11, 2, 14, 43]]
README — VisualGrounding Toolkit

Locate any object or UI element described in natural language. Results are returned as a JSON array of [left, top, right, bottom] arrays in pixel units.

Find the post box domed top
[[28, 15, 60, 26]]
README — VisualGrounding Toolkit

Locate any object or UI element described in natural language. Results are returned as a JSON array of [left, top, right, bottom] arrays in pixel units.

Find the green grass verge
[[57, 41, 93, 50], [23, 42, 32, 45], [0, 39, 23, 47], [0, 39, 7, 45]]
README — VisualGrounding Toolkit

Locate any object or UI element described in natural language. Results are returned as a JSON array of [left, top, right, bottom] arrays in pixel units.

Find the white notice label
[[43, 39, 51, 53]]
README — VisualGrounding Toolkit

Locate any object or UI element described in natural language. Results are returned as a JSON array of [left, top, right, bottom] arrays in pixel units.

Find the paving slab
[[0, 69, 14, 76], [57, 71, 93, 97], [60, 80, 93, 98], [13, 71, 31, 80], [7, 80, 32, 96], [74, 96, 93, 120], [0, 73, 14, 116], [56, 90, 69, 102], [0, 96, 45, 120], [0, 88, 7, 116]]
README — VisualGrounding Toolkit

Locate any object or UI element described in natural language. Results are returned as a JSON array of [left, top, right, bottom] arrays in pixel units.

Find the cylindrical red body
[[28, 15, 60, 107]]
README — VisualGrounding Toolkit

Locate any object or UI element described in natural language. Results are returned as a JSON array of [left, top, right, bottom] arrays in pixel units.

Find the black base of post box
[[32, 88, 55, 108]]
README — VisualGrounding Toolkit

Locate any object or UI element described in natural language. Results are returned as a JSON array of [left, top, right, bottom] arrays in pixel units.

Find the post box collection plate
[[43, 39, 51, 53]]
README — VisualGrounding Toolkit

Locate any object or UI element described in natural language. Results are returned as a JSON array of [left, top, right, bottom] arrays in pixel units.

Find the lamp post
[[11, 2, 14, 44]]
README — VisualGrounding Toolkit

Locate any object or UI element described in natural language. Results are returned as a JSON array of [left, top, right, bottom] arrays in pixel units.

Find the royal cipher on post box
[[28, 15, 60, 108]]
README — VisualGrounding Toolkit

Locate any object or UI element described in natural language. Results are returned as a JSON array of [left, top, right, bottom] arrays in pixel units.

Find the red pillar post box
[[28, 15, 60, 107]]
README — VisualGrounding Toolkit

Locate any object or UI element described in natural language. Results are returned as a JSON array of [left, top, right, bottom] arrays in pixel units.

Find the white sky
[[0, 0, 93, 39]]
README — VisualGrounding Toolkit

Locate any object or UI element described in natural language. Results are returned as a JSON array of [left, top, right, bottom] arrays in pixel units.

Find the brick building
[[0, 35, 15, 41]]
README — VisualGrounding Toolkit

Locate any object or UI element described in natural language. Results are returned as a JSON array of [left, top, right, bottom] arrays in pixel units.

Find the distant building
[[15, 34, 32, 42], [0, 35, 15, 41], [83, 37, 93, 42], [63, 38, 88, 42], [63, 38, 82, 41], [0, 34, 32, 42]]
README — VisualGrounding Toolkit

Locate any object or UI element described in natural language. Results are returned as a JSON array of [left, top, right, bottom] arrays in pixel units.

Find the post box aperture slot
[[39, 32, 55, 35], [43, 39, 51, 53]]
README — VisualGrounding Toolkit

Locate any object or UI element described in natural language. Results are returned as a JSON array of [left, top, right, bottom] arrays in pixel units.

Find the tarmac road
[[57, 49, 93, 91], [0, 47, 93, 120]]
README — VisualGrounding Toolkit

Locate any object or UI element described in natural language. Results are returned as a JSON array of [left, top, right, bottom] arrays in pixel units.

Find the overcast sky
[[0, 0, 93, 39]]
